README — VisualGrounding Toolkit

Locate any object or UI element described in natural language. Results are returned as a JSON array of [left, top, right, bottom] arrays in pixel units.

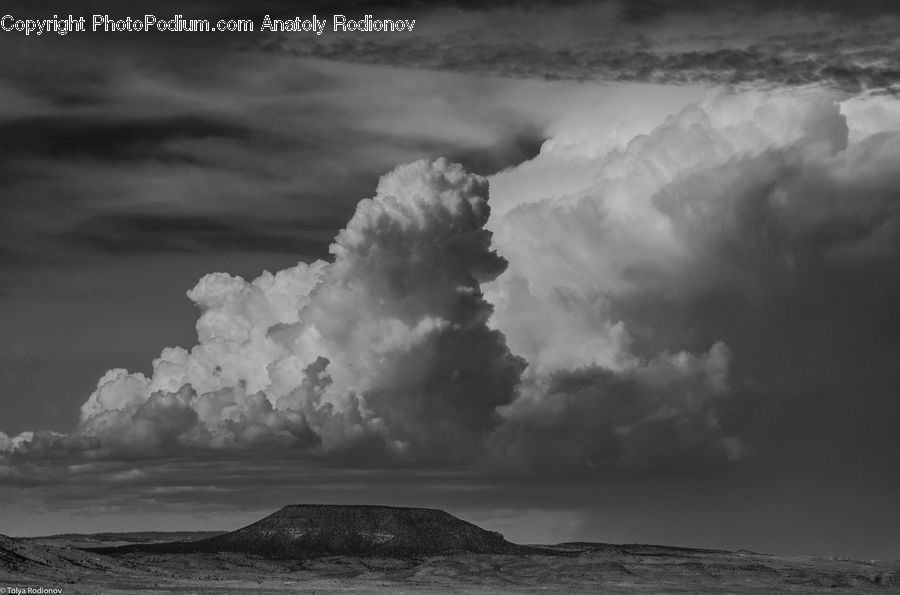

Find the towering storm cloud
[[1, 159, 524, 468], [485, 88, 899, 471], [2, 88, 898, 487]]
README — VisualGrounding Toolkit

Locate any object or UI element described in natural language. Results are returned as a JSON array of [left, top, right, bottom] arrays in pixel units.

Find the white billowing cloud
[[840, 93, 900, 143], [487, 82, 707, 220], [490, 90, 849, 299], [3, 86, 898, 479], [2, 158, 523, 465], [482, 87, 900, 470]]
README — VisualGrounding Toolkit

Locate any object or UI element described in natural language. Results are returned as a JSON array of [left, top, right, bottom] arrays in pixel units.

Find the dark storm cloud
[[0, 37, 546, 271], [50, 0, 900, 20], [0, 0, 892, 279], [487, 342, 740, 472], [275, 39, 900, 92], [253, 2, 900, 94], [615, 0, 900, 20]]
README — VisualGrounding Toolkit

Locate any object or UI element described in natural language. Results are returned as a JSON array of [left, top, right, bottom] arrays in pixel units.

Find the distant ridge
[[28, 530, 225, 543], [90, 505, 536, 558], [555, 542, 734, 555]]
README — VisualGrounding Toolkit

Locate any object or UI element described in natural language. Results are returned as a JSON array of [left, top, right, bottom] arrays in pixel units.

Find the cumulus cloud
[[1, 159, 523, 470], [3, 86, 898, 485], [481, 87, 900, 471]]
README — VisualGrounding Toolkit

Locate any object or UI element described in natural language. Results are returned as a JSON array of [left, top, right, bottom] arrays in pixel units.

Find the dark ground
[[2, 507, 898, 593]]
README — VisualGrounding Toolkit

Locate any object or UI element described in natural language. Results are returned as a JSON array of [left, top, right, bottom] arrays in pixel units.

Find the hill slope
[[0, 532, 122, 580], [92, 505, 533, 558]]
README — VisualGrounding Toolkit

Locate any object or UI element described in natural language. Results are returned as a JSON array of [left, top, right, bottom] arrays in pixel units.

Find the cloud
[[612, 0, 900, 21], [2, 86, 898, 494], [259, 4, 900, 93], [1, 158, 523, 472], [487, 342, 741, 471], [481, 87, 900, 472], [0, 49, 552, 281]]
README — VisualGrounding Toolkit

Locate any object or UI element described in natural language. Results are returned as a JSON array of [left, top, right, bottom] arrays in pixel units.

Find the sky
[[0, 0, 898, 559]]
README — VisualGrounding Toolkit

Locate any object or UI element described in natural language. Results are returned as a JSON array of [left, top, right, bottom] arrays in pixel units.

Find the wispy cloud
[[258, 4, 900, 93]]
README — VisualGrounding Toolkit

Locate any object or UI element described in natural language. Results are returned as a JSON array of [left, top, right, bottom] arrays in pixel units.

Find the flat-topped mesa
[[91, 505, 535, 558]]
